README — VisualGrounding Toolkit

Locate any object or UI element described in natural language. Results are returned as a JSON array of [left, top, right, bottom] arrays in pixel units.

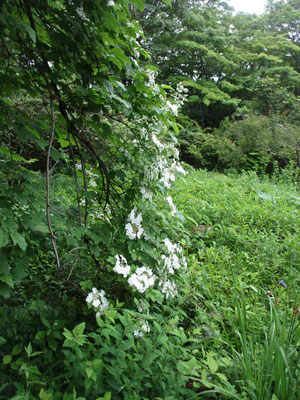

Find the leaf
[[207, 355, 218, 373], [162, 0, 172, 6], [3, 355, 12, 364], [48, 337, 57, 351], [0, 276, 14, 288], [10, 232, 27, 251], [129, 0, 145, 11], [73, 322, 85, 336], [41, 317, 50, 329], [86, 367, 93, 379], [0, 336, 7, 346], [25, 342, 32, 357], [24, 23, 36, 43], [0, 231, 9, 248], [12, 344, 22, 355]]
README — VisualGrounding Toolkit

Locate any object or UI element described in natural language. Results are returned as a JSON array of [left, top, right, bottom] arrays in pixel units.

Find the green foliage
[[232, 294, 299, 400], [179, 129, 238, 170], [137, 0, 300, 129], [171, 169, 300, 398], [178, 113, 300, 174]]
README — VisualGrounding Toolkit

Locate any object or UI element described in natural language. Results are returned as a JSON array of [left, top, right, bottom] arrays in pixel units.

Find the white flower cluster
[[163, 83, 188, 117], [146, 69, 157, 88], [166, 100, 179, 116], [113, 256, 156, 293], [174, 82, 188, 107], [113, 255, 130, 277], [166, 195, 177, 216], [152, 133, 165, 151], [128, 267, 156, 293], [133, 321, 151, 339], [161, 238, 187, 275], [108, 0, 114, 6], [159, 279, 177, 299], [140, 187, 153, 201], [125, 208, 144, 239], [86, 288, 109, 317]]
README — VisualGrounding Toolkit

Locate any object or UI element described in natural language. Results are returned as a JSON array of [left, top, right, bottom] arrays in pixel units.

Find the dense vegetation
[[0, 0, 299, 399], [136, 0, 300, 172]]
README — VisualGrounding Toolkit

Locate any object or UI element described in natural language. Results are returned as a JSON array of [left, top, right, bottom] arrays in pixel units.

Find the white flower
[[125, 222, 144, 240], [113, 255, 131, 277], [166, 195, 177, 216], [128, 267, 156, 293], [162, 254, 180, 274], [175, 163, 187, 175], [140, 187, 153, 201], [125, 208, 144, 240], [152, 133, 165, 150], [161, 239, 186, 274], [108, 0, 115, 6], [133, 330, 144, 338], [86, 288, 109, 315], [164, 238, 180, 254], [166, 101, 178, 116], [160, 169, 175, 188], [159, 280, 177, 299], [89, 179, 97, 188], [141, 322, 150, 333]]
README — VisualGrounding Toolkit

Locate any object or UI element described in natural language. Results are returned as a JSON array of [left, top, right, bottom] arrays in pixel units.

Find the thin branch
[[46, 95, 61, 270], [67, 131, 82, 225], [80, 156, 89, 227]]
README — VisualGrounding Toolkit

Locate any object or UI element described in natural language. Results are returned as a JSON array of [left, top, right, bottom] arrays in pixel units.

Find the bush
[[179, 129, 238, 170]]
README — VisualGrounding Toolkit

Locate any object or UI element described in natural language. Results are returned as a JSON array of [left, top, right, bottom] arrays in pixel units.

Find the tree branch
[[46, 95, 61, 270]]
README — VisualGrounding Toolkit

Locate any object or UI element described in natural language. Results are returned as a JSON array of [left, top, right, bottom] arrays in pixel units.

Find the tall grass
[[232, 293, 299, 400]]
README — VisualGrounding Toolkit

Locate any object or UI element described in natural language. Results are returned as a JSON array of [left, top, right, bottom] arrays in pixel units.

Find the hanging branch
[[46, 95, 61, 270], [67, 131, 82, 226], [80, 156, 89, 227]]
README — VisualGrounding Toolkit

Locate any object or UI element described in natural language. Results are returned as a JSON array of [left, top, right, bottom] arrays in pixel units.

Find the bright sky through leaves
[[228, 0, 267, 14]]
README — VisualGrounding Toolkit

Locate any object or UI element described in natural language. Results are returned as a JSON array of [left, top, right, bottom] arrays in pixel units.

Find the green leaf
[[10, 232, 27, 251], [162, 0, 172, 6], [73, 322, 85, 336], [23, 23, 36, 43], [48, 337, 57, 351], [86, 367, 93, 379], [207, 355, 218, 373], [129, 0, 145, 11], [3, 355, 12, 364], [12, 344, 22, 355], [0, 336, 7, 346], [25, 342, 32, 357], [0, 231, 9, 248], [0, 276, 14, 288]]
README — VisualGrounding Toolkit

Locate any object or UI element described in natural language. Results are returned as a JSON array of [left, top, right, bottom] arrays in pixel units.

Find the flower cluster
[[133, 321, 151, 339], [84, 62, 189, 318], [114, 255, 130, 277], [161, 238, 187, 275], [125, 208, 144, 239], [86, 288, 109, 317], [166, 195, 177, 216], [128, 267, 156, 293], [159, 279, 177, 299], [140, 187, 153, 201]]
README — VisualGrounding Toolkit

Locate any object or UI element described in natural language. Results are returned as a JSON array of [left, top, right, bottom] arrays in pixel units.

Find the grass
[[172, 168, 300, 399]]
